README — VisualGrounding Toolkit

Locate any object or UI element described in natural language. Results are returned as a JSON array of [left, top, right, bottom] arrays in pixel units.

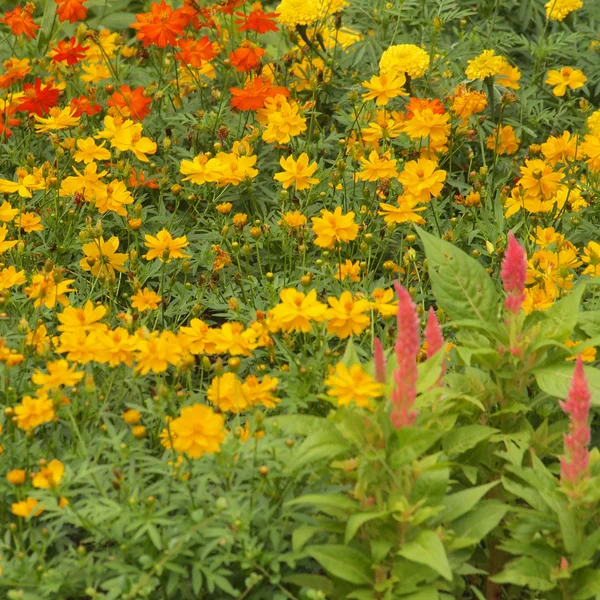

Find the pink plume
[[373, 338, 387, 383], [501, 231, 527, 314], [424, 307, 444, 359]]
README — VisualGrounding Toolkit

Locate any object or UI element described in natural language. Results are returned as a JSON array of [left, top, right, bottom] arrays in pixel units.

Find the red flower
[[175, 37, 218, 68], [230, 77, 289, 111], [55, 0, 88, 23], [130, 168, 159, 189], [229, 42, 265, 72], [130, 1, 191, 48], [70, 95, 102, 117], [16, 78, 60, 116], [0, 106, 20, 139], [1, 3, 40, 40], [51, 37, 89, 65], [235, 8, 279, 34], [107, 85, 152, 121]]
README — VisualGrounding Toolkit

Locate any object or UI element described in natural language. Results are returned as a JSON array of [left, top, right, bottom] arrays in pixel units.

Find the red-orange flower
[[107, 85, 152, 121], [175, 36, 218, 68], [1, 3, 39, 39], [70, 95, 102, 117], [55, 0, 88, 23], [214, 0, 245, 15], [16, 78, 60, 116], [0, 57, 31, 90], [0, 107, 20, 139], [405, 97, 445, 119], [130, 168, 159, 189], [130, 1, 190, 48], [229, 41, 265, 72], [235, 8, 279, 34], [230, 77, 289, 111], [50, 37, 89, 65]]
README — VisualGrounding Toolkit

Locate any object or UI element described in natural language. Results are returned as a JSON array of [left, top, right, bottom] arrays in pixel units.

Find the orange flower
[[1, 3, 39, 39], [107, 85, 152, 121], [229, 42, 265, 72], [55, 0, 88, 23], [175, 36, 217, 68], [230, 77, 289, 111], [130, 1, 190, 48]]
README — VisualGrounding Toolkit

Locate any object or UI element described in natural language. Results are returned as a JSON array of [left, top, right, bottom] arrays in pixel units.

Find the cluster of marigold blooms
[[0, 0, 596, 521]]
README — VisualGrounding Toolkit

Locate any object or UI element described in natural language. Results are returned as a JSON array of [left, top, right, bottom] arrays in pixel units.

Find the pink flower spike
[[373, 337, 387, 383], [390, 282, 420, 429], [559, 355, 591, 486], [501, 231, 527, 314], [424, 307, 444, 359]]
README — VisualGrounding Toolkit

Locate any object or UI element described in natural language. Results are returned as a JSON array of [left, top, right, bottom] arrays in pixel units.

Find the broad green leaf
[[577, 310, 600, 337], [389, 429, 442, 467], [286, 428, 349, 472], [533, 285, 585, 343], [450, 501, 508, 546], [398, 588, 439, 600], [573, 569, 600, 599], [533, 364, 600, 406], [491, 557, 556, 591], [410, 466, 449, 507], [398, 530, 452, 582], [438, 481, 500, 523], [282, 574, 334, 595], [341, 338, 361, 367], [305, 545, 372, 585], [267, 414, 324, 436], [292, 525, 320, 552], [442, 425, 498, 456], [415, 226, 498, 323], [345, 511, 390, 544], [285, 493, 358, 515], [38, 0, 57, 51]]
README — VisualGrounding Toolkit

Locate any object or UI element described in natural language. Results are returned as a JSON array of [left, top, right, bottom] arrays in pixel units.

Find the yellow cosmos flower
[[325, 362, 383, 408]]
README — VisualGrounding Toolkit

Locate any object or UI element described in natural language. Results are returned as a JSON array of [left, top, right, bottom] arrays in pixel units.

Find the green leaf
[[415, 226, 498, 323], [292, 525, 320, 552], [398, 530, 452, 582], [282, 574, 334, 595], [573, 569, 600, 599], [266, 414, 324, 435], [491, 557, 556, 591], [286, 493, 358, 514], [305, 545, 372, 585], [442, 425, 498, 456], [438, 481, 500, 523], [341, 338, 361, 367], [577, 310, 600, 337], [286, 427, 349, 472], [38, 0, 57, 51], [450, 501, 508, 546], [345, 511, 389, 544], [533, 285, 585, 343], [389, 428, 442, 467], [534, 364, 600, 406]]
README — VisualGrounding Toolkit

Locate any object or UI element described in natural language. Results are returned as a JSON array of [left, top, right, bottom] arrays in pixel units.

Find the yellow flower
[[546, 67, 586, 97], [207, 372, 250, 413], [25, 270, 75, 309], [134, 330, 184, 375], [270, 288, 327, 333], [14, 392, 55, 431], [74, 138, 111, 164], [0, 201, 19, 222], [398, 158, 446, 203], [325, 362, 383, 408], [282, 211, 307, 228], [465, 49, 508, 80], [123, 409, 142, 425], [370, 287, 398, 317], [519, 159, 564, 200], [497, 64, 521, 90], [80, 236, 128, 279], [94, 180, 134, 217], [32, 459, 64, 489], [12, 497, 43, 518], [34, 106, 80, 133], [0, 266, 25, 291], [57, 300, 107, 334], [362, 73, 407, 105], [168, 404, 226, 458], [485, 124, 520, 155], [565, 339, 597, 362], [0, 174, 46, 198], [32, 360, 84, 391], [325, 291, 370, 338], [16, 212, 43, 233], [540, 131, 579, 165], [545, 0, 582, 21], [450, 85, 487, 120], [60, 162, 108, 200], [311, 206, 359, 249], [6, 469, 26, 485], [144, 229, 190, 262], [582, 241, 600, 278], [215, 153, 258, 186], [242, 374, 279, 409], [378, 195, 426, 224], [403, 109, 450, 145], [334, 259, 362, 282], [80, 62, 110, 83], [379, 44, 430, 79], [178, 318, 216, 355], [580, 134, 600, 173], [0, 224, 17, 255], [131, 287, 162, 311], [180, 154, 226, 185], [262, 98, 307, 144], [276, 0, 320, 27], [207, 322, 258, 356], [274, 153, 319, 190], [132, 425, 146, 438], [357, 151, 398, 182]]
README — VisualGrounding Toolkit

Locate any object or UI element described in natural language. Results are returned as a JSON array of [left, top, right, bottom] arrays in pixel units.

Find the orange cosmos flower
[[107, 85, 152, 121], [130, 1, 190, 48], [235, 7, 279, 34], [175, 37, 218, 68], [229, 41, 265, 72], [55, 0, 88, 23], [230, 77, 289, 111], [1, 3, 39, 39]]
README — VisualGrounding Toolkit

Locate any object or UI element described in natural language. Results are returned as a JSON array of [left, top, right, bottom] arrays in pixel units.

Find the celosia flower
[[390, 283, 420, 428], [501, 231, 527, 314]]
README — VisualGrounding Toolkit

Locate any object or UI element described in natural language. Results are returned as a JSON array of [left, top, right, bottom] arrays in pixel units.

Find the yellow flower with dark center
[[325, 362, 383, 408], [325, 291, 370, 339]]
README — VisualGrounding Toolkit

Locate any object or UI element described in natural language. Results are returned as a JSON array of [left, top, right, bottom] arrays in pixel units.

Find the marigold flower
[[169, 404, 226, 458], [276, 0, 320, 27], [379, 44, 430, 79], [325, 362, 383, 408], [465, 49, 508, 80], [311, 207, 358, 249], [545, 0, 582, 21], [123, 409, 142, 425]]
